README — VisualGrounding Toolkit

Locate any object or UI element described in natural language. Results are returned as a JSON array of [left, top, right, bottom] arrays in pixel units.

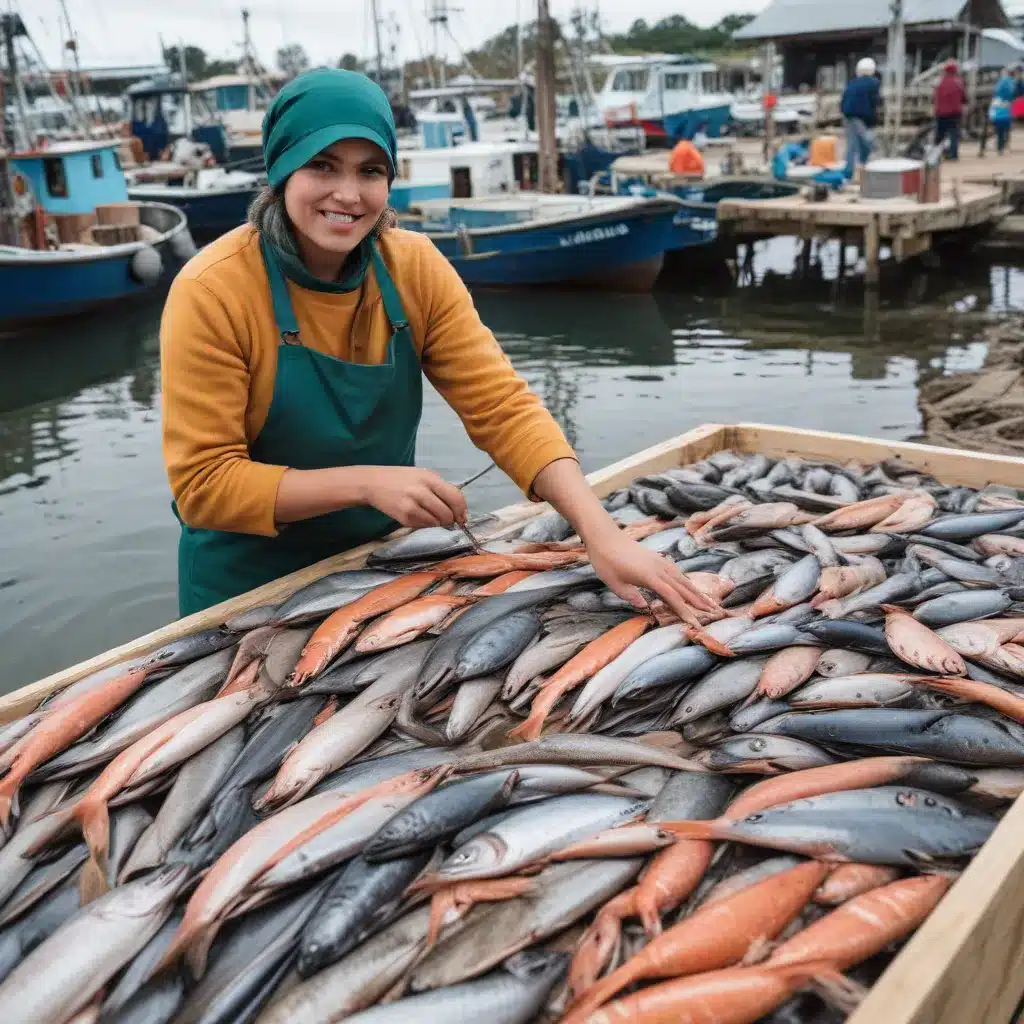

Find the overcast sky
[[25, 0, 767, 70], [22, 0, 1024, 71]]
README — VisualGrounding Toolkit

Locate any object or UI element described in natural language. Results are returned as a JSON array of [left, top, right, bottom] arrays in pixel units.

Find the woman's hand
[[359, 466, 468, 529], [583, 521, 718, 624], [274, 465, 467, 529]]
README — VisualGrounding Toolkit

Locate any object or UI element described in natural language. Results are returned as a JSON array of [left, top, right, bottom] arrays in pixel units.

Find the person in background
[[990, 66, 1018, 154], [840, 57, 880, 179], [933, 59, 967, 160], [692, 119, 710, 151], [669, 136, 705, 176]]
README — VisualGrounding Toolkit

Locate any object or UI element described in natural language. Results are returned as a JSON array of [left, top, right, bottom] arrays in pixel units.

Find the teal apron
[[174, 239, 423, 617]]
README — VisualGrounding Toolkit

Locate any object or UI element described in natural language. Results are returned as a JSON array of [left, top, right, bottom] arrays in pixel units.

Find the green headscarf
[[261, 68, 398, 292]]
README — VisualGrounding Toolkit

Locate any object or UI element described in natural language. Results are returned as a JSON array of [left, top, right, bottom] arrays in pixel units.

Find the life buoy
[[170, 230, 197, 263]]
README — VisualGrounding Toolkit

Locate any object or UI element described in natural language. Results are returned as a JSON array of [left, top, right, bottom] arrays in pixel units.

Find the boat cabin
[[591, 53, 733, 137], [125, 75, 228, 163], [8, 141, 174, 249]]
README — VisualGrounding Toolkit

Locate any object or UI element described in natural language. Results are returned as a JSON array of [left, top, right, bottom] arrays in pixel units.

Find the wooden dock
[[716, 182, 1008, 285]]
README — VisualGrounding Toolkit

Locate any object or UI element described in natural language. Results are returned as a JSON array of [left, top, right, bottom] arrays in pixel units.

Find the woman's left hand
[[583, 523, 719, 624]]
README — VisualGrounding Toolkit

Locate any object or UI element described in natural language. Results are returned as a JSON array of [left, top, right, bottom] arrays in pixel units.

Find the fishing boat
[[125, 165, 263, 240], [400, 192, 686, 290], [0, 139, 195, 327], [590, 54, 733, 143]]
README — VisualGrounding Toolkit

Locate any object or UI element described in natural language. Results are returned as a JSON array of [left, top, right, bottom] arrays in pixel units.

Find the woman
[[161, 68, 710, 621], [990, 67, 1017, 154]]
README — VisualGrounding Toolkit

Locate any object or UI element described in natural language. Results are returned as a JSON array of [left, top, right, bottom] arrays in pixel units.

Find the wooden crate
[[5, 421, 1024, 1024]]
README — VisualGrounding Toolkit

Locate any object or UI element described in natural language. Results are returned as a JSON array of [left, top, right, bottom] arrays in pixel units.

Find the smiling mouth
[[321, 211, 359, 224]]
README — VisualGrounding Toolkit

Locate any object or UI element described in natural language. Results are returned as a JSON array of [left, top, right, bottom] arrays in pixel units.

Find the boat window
[[663, 73, 690, 91], [702, 72, 718, 93], [112, 148, 122, 170], [43, 158, 68, 198], [612, 69, 648, 92], [91, 153, 104, 178]]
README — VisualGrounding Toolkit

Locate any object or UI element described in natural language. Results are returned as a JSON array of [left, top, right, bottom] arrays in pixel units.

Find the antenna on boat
[[426, 0, 451, 87], [1, 10, 29, 152], [370, 0, 385, 80]]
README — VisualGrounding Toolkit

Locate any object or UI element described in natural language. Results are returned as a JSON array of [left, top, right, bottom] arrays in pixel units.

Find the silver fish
[[368, 527, 475, 564], [99, 910, 182, 1019], [261, 626, 318, 688], [257, 905, 437, 1024], [720, 551, 795, 585], [225, 604, 279, 633], [757, 708, 1024, 765], [815, 649, 874, 677], [177, 883, 329, 1024], [121, 724, 245, 881], [0, 843, 86, 928], [434, 793, 649, 881], [447, 676, 504, 742], [343, 950, 567, 1024], [451, 734, 706, 774], [571, 624, 689, 723], [141, 629, 237, 671], [726, 623, 816, 654], [0, 875, 81, 985], [670, 656, 770, 726], [675, 787, 995, 866], [648, 770, 733, 820], [612, 646, 716, 705], [918, 509, 1024, 541], [364, 771, 518, 862], [409, 858, 641, 992], [800, 524, 841, 567], [518, 511, 574, 544], [694, 734, 837, 772], [271, 572, 402, 627], [104, 805, 153, 889], [502, 621, 610, 700], [297, 852, 431, 977], [818, 573, 922, 620], [306, 640, 433, 697], [0, 865, 187, 1023], [913, 589, 1012, 627], [788, 673, 921, 710], [728, 698, 793, 733], [452, 610, 542, 684]]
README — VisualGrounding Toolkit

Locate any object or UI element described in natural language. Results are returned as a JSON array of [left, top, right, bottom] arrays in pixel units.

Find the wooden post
[[762, 41, 776, 166], [535, 0, 559, 194], [864, 215, 881, 287]]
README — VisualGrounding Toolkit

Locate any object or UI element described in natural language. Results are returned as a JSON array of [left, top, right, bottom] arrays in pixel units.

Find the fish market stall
[[2, 422, 1024, 1023]]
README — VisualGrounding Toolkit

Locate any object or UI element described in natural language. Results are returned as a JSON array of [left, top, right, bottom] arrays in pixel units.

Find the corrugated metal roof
[[734, 0, 969, 40]]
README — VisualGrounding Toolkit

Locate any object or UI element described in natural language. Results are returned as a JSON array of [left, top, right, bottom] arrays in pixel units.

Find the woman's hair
[[247, 185, 397, 256]]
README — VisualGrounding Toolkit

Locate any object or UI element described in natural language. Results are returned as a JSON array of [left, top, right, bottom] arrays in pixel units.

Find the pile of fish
[[4, 447, 1024, 1024]]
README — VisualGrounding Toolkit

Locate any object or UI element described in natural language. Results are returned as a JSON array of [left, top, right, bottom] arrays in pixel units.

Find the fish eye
[[924, 796, 937, 807], [745, 813, 764, 822], [749, 737, 766, 751]]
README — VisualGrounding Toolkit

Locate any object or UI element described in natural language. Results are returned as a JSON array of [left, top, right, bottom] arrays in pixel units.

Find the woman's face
[[284, 138, 390, 271]]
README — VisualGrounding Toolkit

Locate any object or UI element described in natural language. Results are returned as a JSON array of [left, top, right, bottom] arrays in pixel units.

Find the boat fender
[[170, 230, 198, 262], [130, 245, 163, 285]]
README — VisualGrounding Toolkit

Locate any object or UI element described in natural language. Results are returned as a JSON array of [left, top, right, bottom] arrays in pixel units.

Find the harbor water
[[1, 241, 1020, 691]]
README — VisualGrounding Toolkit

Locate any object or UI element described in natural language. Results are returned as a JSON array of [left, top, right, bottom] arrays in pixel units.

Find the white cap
[[856, 57, 877, 76]]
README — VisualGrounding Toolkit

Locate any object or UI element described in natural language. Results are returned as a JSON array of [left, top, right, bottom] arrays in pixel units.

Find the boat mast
[[428, 0, 447, 87], [370, 0, 384, 80], [535, 0, 559, 192], [177, 38, 192, 138], [241, 7, 256, 112], [883, 0, 905, 155]]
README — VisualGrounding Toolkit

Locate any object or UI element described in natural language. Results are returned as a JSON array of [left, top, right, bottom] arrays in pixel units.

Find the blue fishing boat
[[126, 167, 263, 240], [1, 140, 195, 327], [402, 194, 685, 291]]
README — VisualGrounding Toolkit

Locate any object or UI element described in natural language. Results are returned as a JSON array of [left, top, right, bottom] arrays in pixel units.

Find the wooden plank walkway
[[716, 182, 1007, 284]]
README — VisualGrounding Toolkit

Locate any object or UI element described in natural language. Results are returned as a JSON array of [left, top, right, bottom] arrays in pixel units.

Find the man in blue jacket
[[841, 57, 881, 178]]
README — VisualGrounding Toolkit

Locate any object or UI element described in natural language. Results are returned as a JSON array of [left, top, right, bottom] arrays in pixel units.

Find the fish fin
[[78, 799, 111, 881], [662, 819, 729, 841], [741, 935, 775, 965], [79, 855, 110, 905], [737, 687, 764, 711], [903, 849, 971, 872], [686, 629, 736, 657], [313, 696, 338, 727], [808, 966, 870, 1015]]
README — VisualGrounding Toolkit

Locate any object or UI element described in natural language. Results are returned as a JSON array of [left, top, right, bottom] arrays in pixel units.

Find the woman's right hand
[[359, 466, 468, 529]]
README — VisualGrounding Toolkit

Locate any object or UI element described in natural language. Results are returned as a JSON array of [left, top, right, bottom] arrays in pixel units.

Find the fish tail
[[313, 697, 338, 727], [77, 799, 111, 888], [425, 889, 456, 949], [687, 629, 735, 657], [563, 960, 643, 1024], [0, 780, 15, 832], [569, 899, 632, 1000], [804, 963, 870, 1014], [738, 686, 765, 711], [185, 921, 221, 980], [79, 854, 110, 905], [252, 775, 306, 812]]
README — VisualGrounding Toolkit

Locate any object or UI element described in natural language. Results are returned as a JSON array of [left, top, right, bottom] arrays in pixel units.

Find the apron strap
[[260, 237, 301, 343], [371, 242, 410, 334], [260, 235, 411, 343]]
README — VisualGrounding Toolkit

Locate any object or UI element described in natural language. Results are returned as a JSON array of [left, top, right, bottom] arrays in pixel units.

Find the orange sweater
[[160, 225, 576, 537]]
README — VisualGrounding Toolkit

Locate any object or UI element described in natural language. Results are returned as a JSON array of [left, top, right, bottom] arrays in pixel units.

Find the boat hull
[[0, 204, 195, 328], [420, 202, 681, 291], [127, 186, 260, 239]]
